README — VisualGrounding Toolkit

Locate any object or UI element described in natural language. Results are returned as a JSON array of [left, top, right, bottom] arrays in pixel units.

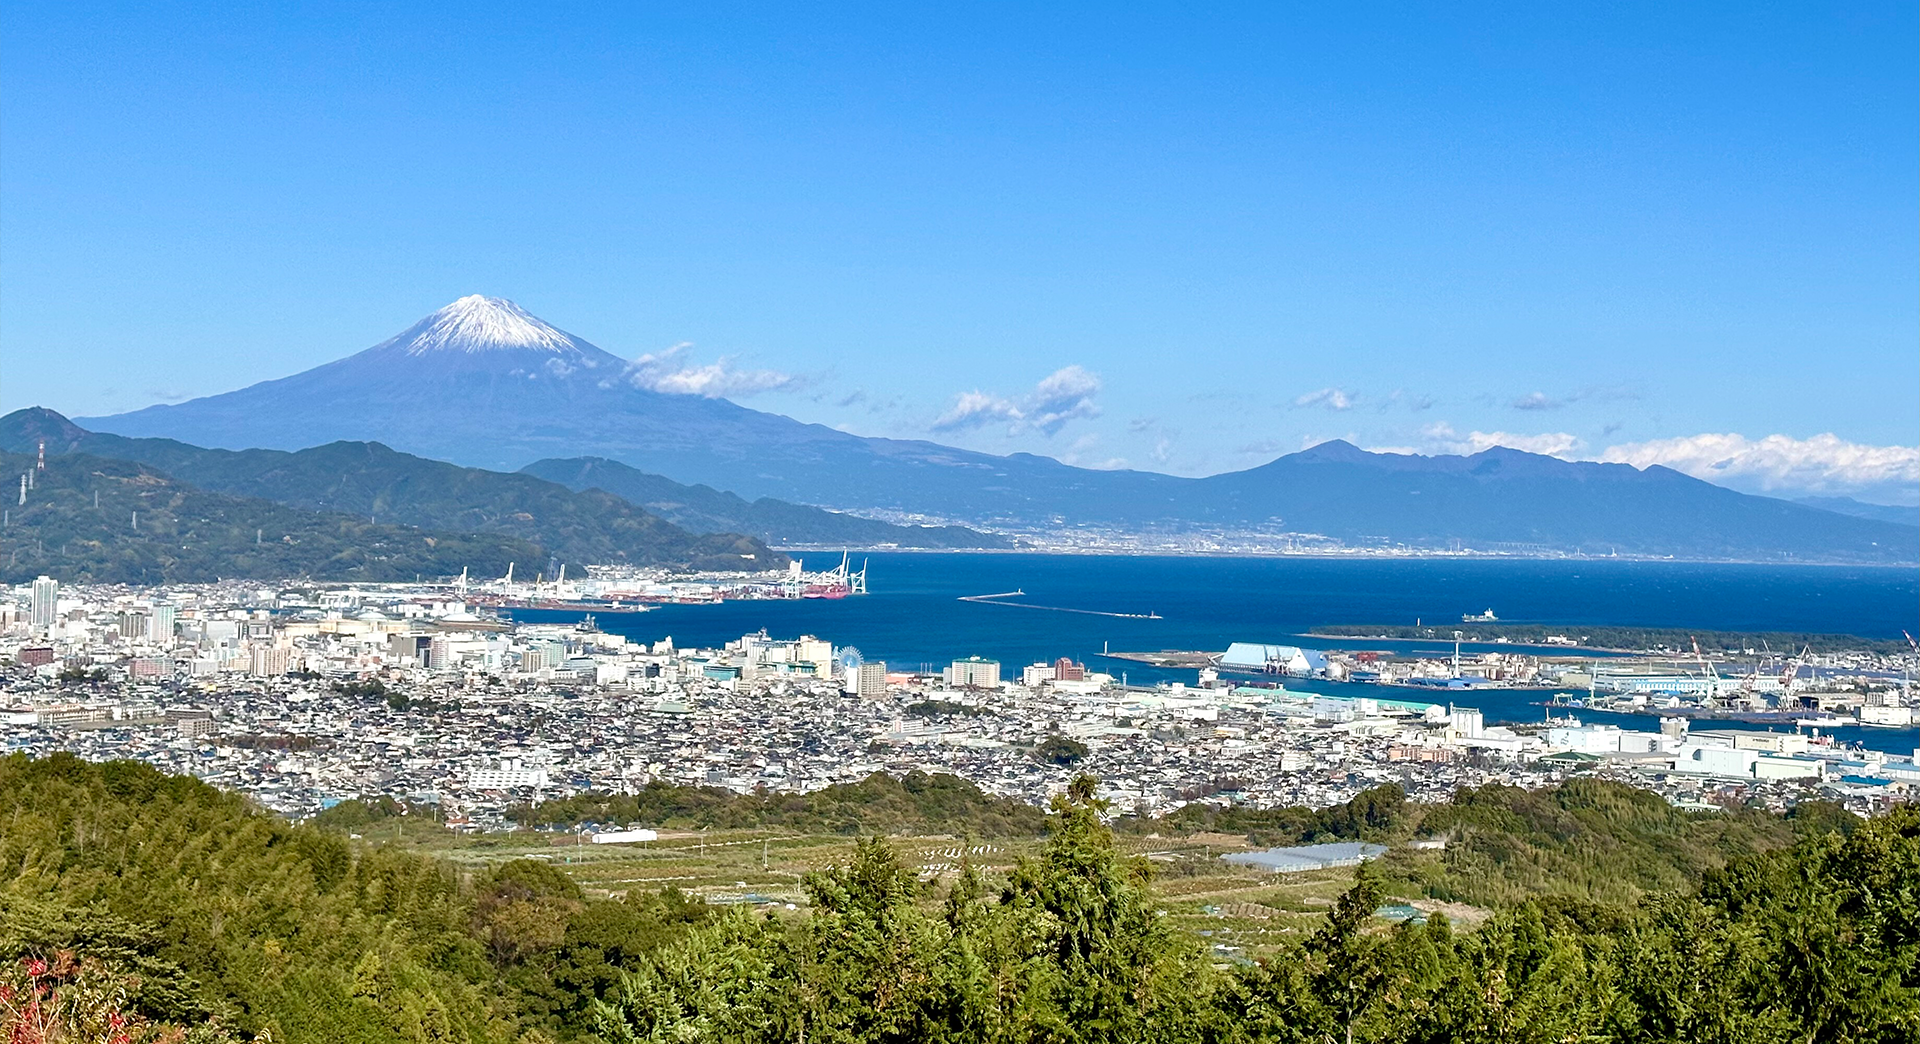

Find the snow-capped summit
[[383, 295, 590, 355], [69, 295, 1919, 564]]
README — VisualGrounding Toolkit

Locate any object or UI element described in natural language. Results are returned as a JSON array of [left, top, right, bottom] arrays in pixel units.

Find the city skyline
[[3, 4, 1916, 504]]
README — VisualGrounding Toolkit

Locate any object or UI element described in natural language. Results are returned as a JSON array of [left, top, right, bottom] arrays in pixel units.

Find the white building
[[591, 829, 659, 844], [248, 645, 291, 677], [469, 759, 550, 790], [944, 656, 1000, 689], [1022, 662, 1057, 687], [30, 576, 57, 630], [151, 604, 177, 643]]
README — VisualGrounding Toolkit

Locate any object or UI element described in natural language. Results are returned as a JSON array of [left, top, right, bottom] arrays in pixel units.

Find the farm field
[[384, 821, 1477, 960]]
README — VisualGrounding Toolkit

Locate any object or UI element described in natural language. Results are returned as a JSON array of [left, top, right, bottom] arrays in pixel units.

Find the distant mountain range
[[1792, 496, 1920, 528], [0, 449, 539, 585], [2, 409, 1000, 562], [76, 295, 1918, 563], [519, 457, 1011, 549]]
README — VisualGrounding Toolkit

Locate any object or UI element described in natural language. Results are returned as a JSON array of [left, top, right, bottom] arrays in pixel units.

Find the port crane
[[1689, 637, 1728, 706], [1899, 632, 1919, 707]]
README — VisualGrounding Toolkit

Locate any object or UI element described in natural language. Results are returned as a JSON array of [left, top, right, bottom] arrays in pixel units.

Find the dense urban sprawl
[[5, 576, 1917, 833]]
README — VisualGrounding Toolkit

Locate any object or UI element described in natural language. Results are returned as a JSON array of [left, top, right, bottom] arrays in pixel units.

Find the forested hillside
[[0, 450, 537, 584], [1, 408, 786, 573], [2, 755, 1913, 1042], [506, 770, 1050, 837]]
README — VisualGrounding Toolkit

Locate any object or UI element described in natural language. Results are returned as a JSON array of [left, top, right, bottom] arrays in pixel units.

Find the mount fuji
[[83, 295, 1186, 521], [81, 295, 1916, 562]]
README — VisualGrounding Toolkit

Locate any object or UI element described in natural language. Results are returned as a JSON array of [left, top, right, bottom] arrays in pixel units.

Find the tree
[[1305, 866, 1389, 1044], [1036, 736, 1090, 766], [992, 774, 1209, 1042]]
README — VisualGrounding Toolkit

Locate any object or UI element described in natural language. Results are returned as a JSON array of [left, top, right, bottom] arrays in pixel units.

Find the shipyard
[[465, 554, 871, 612]]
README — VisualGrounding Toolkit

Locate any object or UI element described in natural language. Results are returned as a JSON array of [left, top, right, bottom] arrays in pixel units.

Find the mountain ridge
[[3, 408, 1010, 552], [1792, 495, 1919, 528], [1, 408, 785, 572], [0, 449, 541, 585], [75, 295, 1918, 563]]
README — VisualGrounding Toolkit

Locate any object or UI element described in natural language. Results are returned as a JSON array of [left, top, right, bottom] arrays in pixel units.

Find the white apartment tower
[[29, 575, 57, 630], [944, 656, 1001, 689], [151, 604, 178, 643]]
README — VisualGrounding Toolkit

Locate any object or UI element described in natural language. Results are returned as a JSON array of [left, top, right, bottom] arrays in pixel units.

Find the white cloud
[[1365, 424, 1918, 502], [932, 390, 1025, 431], [1293, 387, 1354, 411], [626, 342, 799, 398], [1511, 392, 1562, 411], [932, 366, 1102, 436], [1027, 365, 1103, 434], [1600, 432, 1920, 502], [1413, 423, 1585, 458]]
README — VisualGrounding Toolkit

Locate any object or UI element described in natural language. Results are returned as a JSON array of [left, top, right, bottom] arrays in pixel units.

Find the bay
[[510, 553, 1920, 754]]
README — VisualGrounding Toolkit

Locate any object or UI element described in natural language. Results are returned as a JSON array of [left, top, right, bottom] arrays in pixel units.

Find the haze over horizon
[[3, 4, 1916, 505]]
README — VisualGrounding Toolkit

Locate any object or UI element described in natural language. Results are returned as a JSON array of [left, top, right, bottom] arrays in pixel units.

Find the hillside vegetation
[[507, 770, 1050, 837], [1, 408, 784, 573], [2, 755, 1913, 1043], [0, 450, 536, 584]]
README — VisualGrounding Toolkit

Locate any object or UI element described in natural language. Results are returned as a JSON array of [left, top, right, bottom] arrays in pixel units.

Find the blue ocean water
[[512, 554, 1920, 754]]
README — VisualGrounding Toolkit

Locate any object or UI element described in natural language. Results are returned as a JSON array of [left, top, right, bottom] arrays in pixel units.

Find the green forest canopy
[[1, 753, 1912, 1043]]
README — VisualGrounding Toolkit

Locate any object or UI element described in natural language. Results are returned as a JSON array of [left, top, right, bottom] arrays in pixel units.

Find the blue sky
[[4, 3, 1916, 502]]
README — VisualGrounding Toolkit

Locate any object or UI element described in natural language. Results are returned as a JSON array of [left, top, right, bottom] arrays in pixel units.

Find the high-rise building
[[795, 635, 833, 673], [248, 645, 291, 677], [944, 656, 1001, 689], [117, 611, 149, 640], [1053, 657, 1086, 681], [150, 604, 177, 643], [389, 633, 429, 664], [854, 661, 887, 699], [29, 576, 57, 630], [521, 640, 567, 672]]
